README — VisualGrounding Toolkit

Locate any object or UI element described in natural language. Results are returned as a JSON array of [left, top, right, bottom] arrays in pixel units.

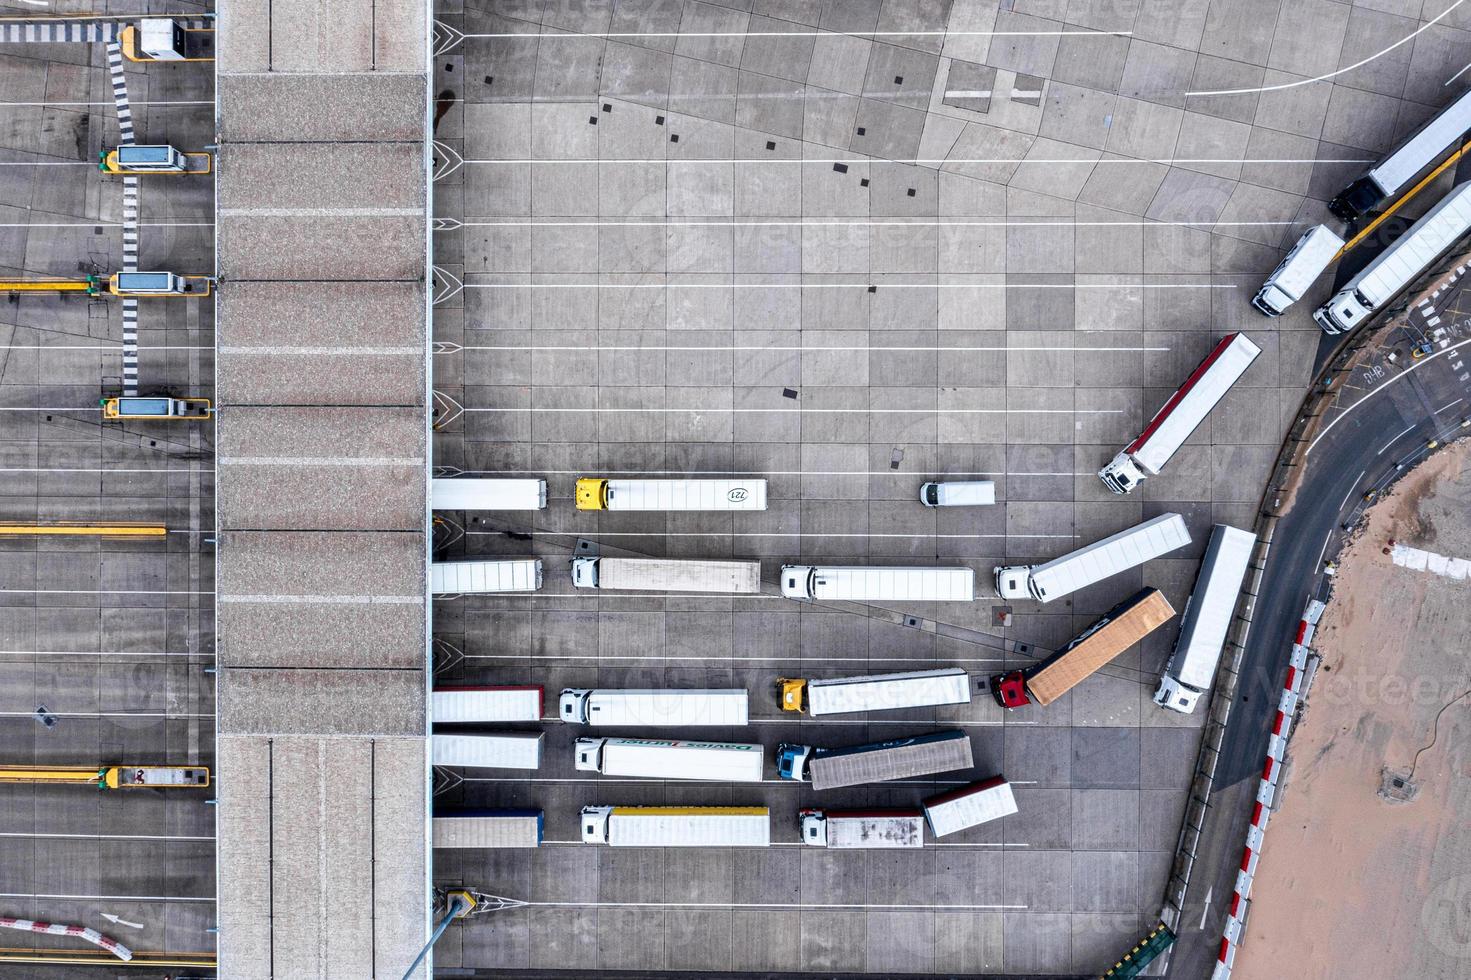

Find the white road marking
[[459, 407, 1121, 414], [538, 840, 1030, 848], [1337, 470, 1366, 512], [1316, 528, 1334, 568], [440, 469, 1093, 476], [100, 913, 144, 930], [443, 344, 1172, 352], [462, 774, 1039, 784], [456, 158, 1366, 166], [467, 530, 1076, 538], [1375, 423, 1417, 455], [0, 711, 213, 719], [465, 653, 1005, 664], [459, 281, 1234, 290], [0, 832, 212, 841], [1309, 335, 1471, 454], [461, 28, 1120, 39], [0, 892, 213, 903], [533, 900, 1028, 910], [0, 588, 213, 596], [1434, 398, 1463, 414], [1199, 886, 1213, 930]]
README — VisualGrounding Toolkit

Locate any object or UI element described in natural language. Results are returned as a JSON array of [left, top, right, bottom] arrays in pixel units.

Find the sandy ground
[[1235, 439, 1471, 979]]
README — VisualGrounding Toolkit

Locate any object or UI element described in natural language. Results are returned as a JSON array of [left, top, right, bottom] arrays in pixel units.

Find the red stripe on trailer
[[434, 685, 543, 692], [815, 808, 925, 819], [1124, 333, 1242, 454], [920, 773, 1008, 807], [1219, 938, 1232, 961], [1272, 712, 1285, 736], [1295, 621, 1308, 644]]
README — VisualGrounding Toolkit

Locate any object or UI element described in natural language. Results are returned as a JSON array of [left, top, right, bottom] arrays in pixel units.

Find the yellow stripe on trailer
[[0, 766, 105, 785], [1340, 137, 1471, 258], [0, 522, 166, 538], [0, 946, 217, 968], [608, 806, 770, 816], [0, 279, 97, 293]]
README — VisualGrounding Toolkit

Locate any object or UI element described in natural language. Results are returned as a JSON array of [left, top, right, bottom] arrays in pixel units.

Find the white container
[[1252, 226, 1345, 316], [581, 805, 771, 846], [559, 689, 749, 726], [801, 668, 971, 716], [1330, 86, 1471, 220], [994, 513, 1190, 603], [431, 559, 542, 595], [574, 737, 764, 782], [570, 557, 761, 593], [431, 478, 547, 511], [922, 776, 1018, 837], [582, 478, 768, 511], [432, 733, 543, 770], [433, 810, 543, 848], [920, 480, 996, 507], [1154, 525, 1256, 714], [433, 686, 543, 723], [780, 565, 975, 602], [799, 809, 925, 848]]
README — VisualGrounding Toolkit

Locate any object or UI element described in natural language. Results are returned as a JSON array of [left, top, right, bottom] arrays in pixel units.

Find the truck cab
[[570, 557, 600, 588], [799, 809, 827, 845], [580, 806, 612, 843], [780, 565, 816, 599], [1152, 675, 1203, 713], [575, 478, 609, 509], [101, 396, 212, 420], [779, 678, 807, 711], [775, 743, 810, 781], [558, 689, 591, 723], [573, 738, 606, 771], [1097, 452, 1144, 494], [993, 566, 1032, 600], [1314, 290, 1370, 335], [986, 671, 1031, 709]]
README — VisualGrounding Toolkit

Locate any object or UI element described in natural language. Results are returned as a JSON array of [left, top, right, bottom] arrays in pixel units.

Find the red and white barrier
[[1211, 598, 1323, 979], [0, 915, 133, 961]]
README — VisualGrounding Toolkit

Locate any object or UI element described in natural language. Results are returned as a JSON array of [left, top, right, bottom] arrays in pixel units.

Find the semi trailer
[[921, 776, 1018, 837], [994, 513, 1190, 603], [431, 733, 544, 770], [1328, 85, 1471, 221], [780, 565, 975, 602], [432, 809, 544, 848], [776, 731, 973, 791], [574, 737, 765, 781], [989, 588, 1176, 709], [431, 558, 542, 594], [799, 809, 925, 848], [780, 668, 971, 716], [576, 478, 767, 511], [1252, 226, 1345, 316], [570, 556, 761, 593], [580, 805, 771, 846], [432, 685, 544, 723], [1098, 333, 1261, 494], [559, 689, 749, 726], [1153, 524, 1256, 714], [430, 478, 547, 510]]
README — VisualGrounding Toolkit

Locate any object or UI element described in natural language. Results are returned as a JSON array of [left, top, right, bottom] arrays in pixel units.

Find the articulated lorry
[[431, 558, 542, 594], [921, 776, 1018, 837], [1328, 85, 1471, 221], [432, 733, 544, 770], [994, 513, 1190, 603], [433, 685, 543, 723], [777, 730, 973, 791], [574, 737, 765, 781], [559, 688, 749, 726], [580, 805, 771, 846], [989, 588, 1176, 709], [430, 477, 547, 510], [1252, 226, 1345, 316], [571, 557, 761, 593], [799, 809, 925, 848], [780, 565, 975, 602], [780, 668, 971, 716], [576, 478, 767, 511], [432, 809, 544, 848], [1099, 334, 1261, 494], [1153, 524, 1256, 714]]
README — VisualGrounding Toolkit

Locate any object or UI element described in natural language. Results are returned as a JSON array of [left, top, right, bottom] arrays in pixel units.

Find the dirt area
[[1236, 439, 1471, 979]]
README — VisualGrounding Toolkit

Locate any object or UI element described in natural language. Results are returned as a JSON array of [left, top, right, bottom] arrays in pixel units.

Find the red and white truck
[[1099, 333, 1261, 494]]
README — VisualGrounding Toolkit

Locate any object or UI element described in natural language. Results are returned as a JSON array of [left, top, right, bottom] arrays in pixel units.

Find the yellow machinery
[[575, 478, 609, 510], [120, 19, 214, 62], [0, 765, 210, 789], [0, 522, 165, 538], [0, 277, 101, 295], [780, 678, 807, 711], [101, 144, 212, 175], [0, 947, 216, 968], [0, 273, 212, 298], [101, 396, 213, 421]]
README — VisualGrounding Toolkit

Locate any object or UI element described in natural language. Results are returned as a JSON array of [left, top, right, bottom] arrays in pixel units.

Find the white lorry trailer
[[580, 805, 771, 846], [431, 558, 542, 594], [921, 776, 1019, 837], [1252, 226, 1345, 316], [576, 478, 767, 511], [780, 565, 975, 602], [777, 730, 973, 791], [994, 513, 1190, 603], [430, 478, 547, 510], [433, 685, 544, 723], [1328, 86, 1471, 221], [1315, 181, 1471, 334], [570, 557, 761, 593], [1099, 333, 1261, 494], [574, 737, 765, 782], [1153, 524, 1257, 714], [799, 809, 925, 848], [559, 689, 749, 726], [780, 668, 971, 716], [432, 733, 543, 770], [432, 809, 543, 848]]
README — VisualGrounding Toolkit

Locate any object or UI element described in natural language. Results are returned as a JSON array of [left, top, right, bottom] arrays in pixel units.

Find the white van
[[920, 480, 995, 507], [1252, 225, 1344, 317]]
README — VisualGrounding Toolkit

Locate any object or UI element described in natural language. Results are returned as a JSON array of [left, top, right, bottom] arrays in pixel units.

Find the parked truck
[[559, 689, 749, 726], [433, 685, 544, 723], [1099, 333, 1261, 494], [571, 556, 761, 593], [433, 809, 543, 848], [574, 737, 764, 782], [799, 809, 925, 848], [1153, 524, 1256, 714], [431, 477, 547, 510], [921, 776, 1018, 837], [431, 558, 542, 595], [776, 730, 973, 791], [993, 513, 1190, 603], [576, 478, 767, 511], [1252, 226, 1345, 316], [988, 588, 1176, 709], [432, 733, 543, 770], [780, 668, 971, 716], [580, 805, 771, 846], [780, 565, 975, 602], [1328, 85, 1471, 221]]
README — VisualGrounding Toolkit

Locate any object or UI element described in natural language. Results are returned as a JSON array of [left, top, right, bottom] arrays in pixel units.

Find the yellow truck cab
[[575, 478, 609, 510], [101, 144, 212, 175], [779, 678, 807, 711], [102, 396, 213, 421]]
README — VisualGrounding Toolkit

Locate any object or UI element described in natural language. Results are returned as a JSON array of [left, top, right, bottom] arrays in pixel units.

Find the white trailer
[[799, 809, 925, 848], [576, 478, 767, 511], [559, 689, 749, 726], [1315, 181, 1471, 334], [921, 776, 1018, 837], [431, 478, 547, 510], [433, 686, 544, 723], [574, 737, 764, 782], [580, 805, 771, 846], [1329, 86, 1471, 221], [1252, 226, 1345, 316], [1099, 334, 1261, 494], [994, 513, 1190, 603], [782, 668, 972, 716], [431, 559, 542, 595], [1153, 524, 1256, 714], [780, 565, 975, 602], [433, 810, 543, 848], [571, 557, 761, 593], [432, 733, 543, 770]]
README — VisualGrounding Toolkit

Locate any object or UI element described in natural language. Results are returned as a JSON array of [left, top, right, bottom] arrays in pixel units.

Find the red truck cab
[[989, 671, 1031, 709]]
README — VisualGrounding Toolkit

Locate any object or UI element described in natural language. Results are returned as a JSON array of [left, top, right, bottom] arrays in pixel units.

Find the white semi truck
[[777, 731, 973, 791], [780, 565, 975, 602], [430, 478, 547, 510], [921, 776, 1018, 837], [431, 733, 543, 770], [431, 559, 542, 594], [1153, 524, 1257, 714], [1252, 226, 1345, 317], [799, 809, 925, 848], [559, 689, 749, 726], [432, 809, 543, 848], [994, 513, 1190, 603], [433, 685, 543, 723], [580, 805, 771, 846], [576, 478, 767, 511], [574, 737, 765, 782], [570, 557, 761, 593], [780, 668, 971, 716], [1099, 333, 1261, 494]]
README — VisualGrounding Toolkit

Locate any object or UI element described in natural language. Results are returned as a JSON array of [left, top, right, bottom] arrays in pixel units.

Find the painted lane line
[[438, 468, 1095, 476], [458, 281, 1235, 290], [458, 407, 1121, 414], [0, 892, 213, 903], [0, 832, 213, 841], [1337, 469, 1366, 513], [1375, 423, 1417, 455], [530, 901, 1028, 910], [1309, 335, 1471, 454], [440, 344, 1173, 352], [1435, 398, 1464, 413], [536, 840, 1029, 848], [454, 158, 1367, 166], [0, 711, 213, 719], [466, 530, 1078, 539], [450, 217, 1311, 226], [464, 654, 1004, 664]]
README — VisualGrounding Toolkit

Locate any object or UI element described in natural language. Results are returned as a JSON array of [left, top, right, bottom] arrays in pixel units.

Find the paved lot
[[428, 0, 1468, 974], [0, 17, 216, 968]]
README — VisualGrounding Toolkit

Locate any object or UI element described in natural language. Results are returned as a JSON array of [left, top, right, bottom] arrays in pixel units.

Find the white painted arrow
[[100, 913, 144, 930], [1199, 886, 1214, 930]]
